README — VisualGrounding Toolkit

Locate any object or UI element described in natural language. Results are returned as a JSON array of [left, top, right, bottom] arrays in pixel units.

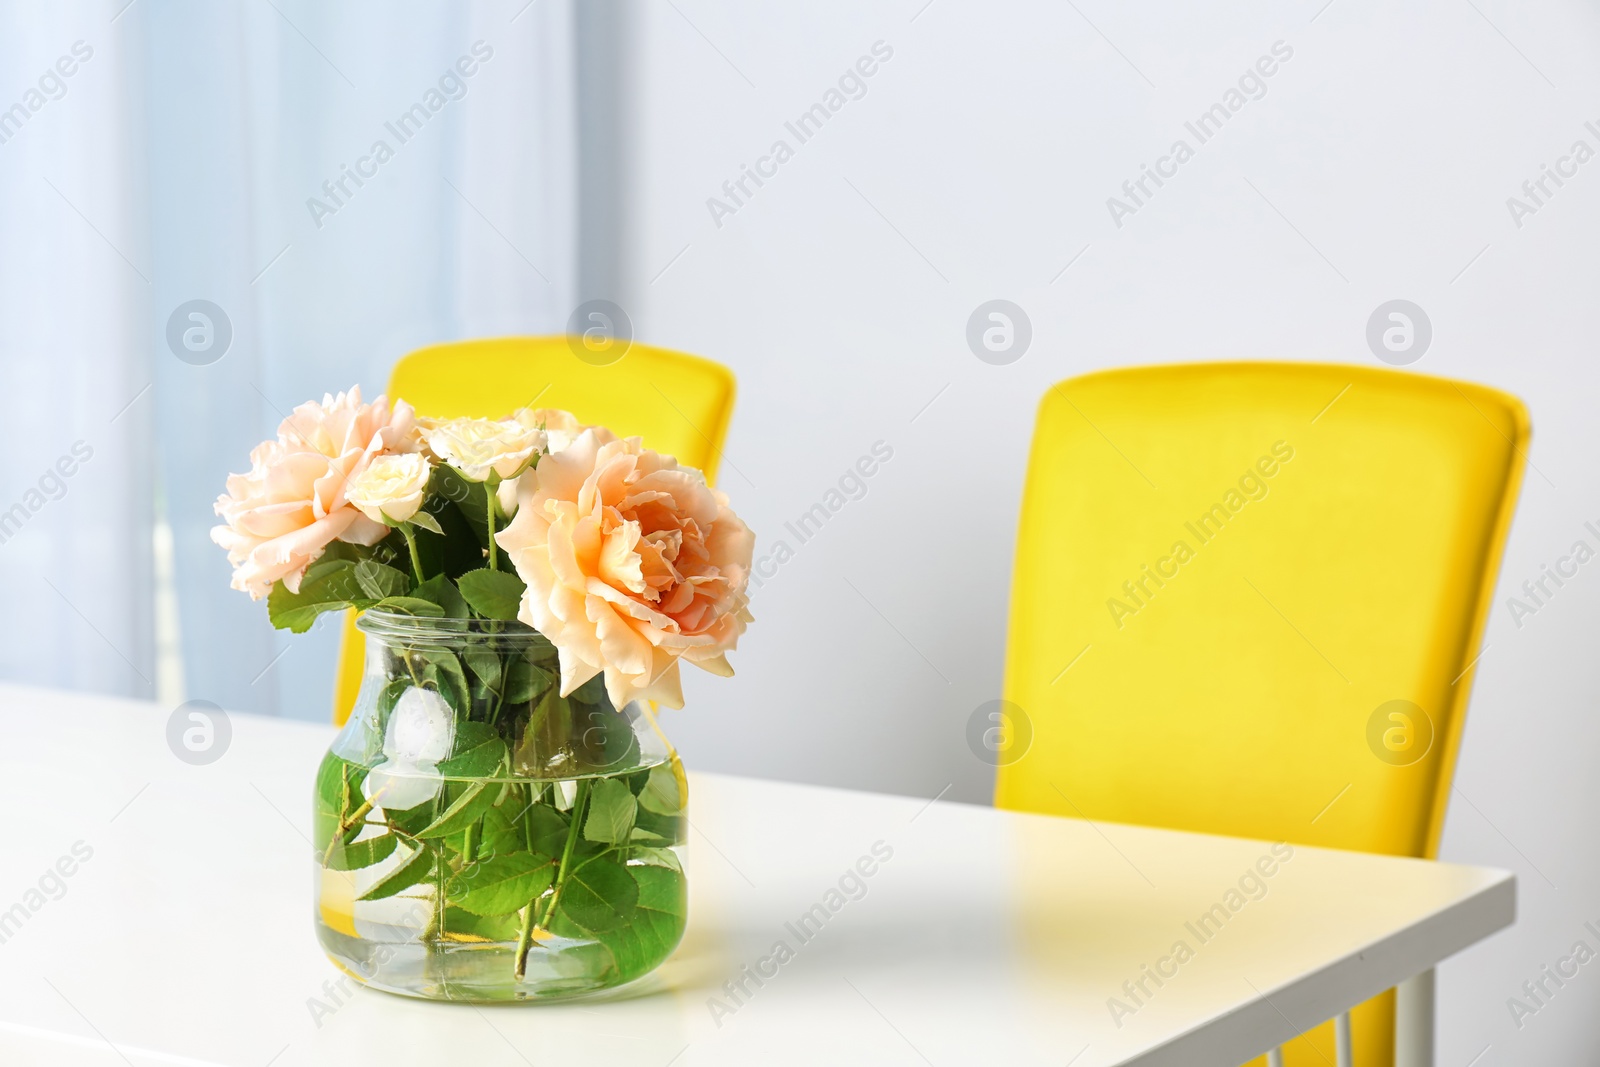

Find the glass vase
[[313, 610, 687, 1002]]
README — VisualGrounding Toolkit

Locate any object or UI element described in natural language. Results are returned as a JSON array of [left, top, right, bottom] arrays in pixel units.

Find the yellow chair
[[997, 362, 1528, 1066], [331, 335, 737, 726]]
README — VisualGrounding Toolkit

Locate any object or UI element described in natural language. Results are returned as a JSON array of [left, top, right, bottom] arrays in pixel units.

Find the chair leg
[[1267, 1049, 1285, 1067], [1396, 969, 1436, 1067], [1335, 1011, 1353, 1067]]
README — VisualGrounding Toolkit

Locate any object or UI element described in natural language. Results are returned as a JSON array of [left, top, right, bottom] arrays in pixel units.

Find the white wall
[[614, 0, 1600, 1061]]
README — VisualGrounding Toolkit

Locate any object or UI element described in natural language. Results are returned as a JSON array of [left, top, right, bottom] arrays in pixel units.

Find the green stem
[[320, 798, 374, 866], [487, 650, 509, 726], [513, 901, 537, 979], [412, 775, 448, 947], [398, 644, 423, 688], [485, 481, 498, 570], [400, 523, 425, 584], [463, 751, 510, 865], [509, 780, 541, 978], [419, 849, 441, 941], [540, 780, 591, 926], [515, 778, 590, 979], [433, 828, 448, 943]]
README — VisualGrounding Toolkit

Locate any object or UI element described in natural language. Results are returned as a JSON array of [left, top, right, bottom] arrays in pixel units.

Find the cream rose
[[495, 478, 520, 521], [494, 429, 755, 710], [210, 387, 414, 599], [346, 452, 431, 524], [512, 407, 584, 455], [426, 416, 543, 482]]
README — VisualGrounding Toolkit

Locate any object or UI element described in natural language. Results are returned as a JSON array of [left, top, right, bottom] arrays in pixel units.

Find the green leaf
[[570, 672, 609, 707], [314, 754, 346, 847], [527, 802, 574, 857], [430, 464, 492, 543], [357, 845, 435, 901], [355, 559, 412, 600], [551, 862, 686, 979], [436, 506, 489, 577], [594, 863, 686, 979], [442, 906, 522, 941], [384, 795, 438, 838], [558, 854, 639, 933], [457, 568, 526, 621], [438, 722, 507, 779], [448, 852, 557, 916], [268, 561, 357, 633], [478, 798, 527, 858], [402, 503, 463, 578], [449, 720, 500, 757], [583, 777, 637, 845], [632, 846, 683, 873], [477, 791, 572, 859], [377, 672, 411, 709], [411, 574, 469, 619], [407, 509, 445, 536], [316, 541, 367, 566], [463, 646, 503, 691], [416, 650, 470, 712], [314, 754, 368, 850], [513, 686, 563, 773], [414, 781, 503, 840], [571, 704, 640, 772], [370, 596, 445, 617], [362, 529, 412, 575], [629, 826, 671, 846], [503, 655, 553, 704], [328, 832, 398, 871], [638, 762, 685, 816], [372, 675, 411, 757], [633, 862, 686, 923], [633, 806, 683, 847]]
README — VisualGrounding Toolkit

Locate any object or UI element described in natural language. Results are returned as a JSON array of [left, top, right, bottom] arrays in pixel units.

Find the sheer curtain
[[0, 3, 153, 699], [2, 1, 577, 719]]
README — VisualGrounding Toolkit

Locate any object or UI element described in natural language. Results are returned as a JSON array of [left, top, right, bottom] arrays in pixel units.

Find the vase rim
[[356, 609, 551, 645]]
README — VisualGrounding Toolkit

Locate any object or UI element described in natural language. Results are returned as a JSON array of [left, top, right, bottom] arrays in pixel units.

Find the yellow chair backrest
[[997, 362, 1528, 1066], [331, 335, 737, 726]]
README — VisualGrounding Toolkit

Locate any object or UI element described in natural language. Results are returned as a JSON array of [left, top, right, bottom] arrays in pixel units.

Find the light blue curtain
[[0, 3, 153, 698], [2, 0, 577, 719]]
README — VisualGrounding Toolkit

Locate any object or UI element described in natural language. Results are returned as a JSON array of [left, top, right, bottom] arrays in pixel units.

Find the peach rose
[[494, 429, 754, 710], [211, 387, 414, 599]]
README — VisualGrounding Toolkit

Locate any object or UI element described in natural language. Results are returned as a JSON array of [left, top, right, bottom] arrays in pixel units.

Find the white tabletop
[[0, 683, 1512, 1067]]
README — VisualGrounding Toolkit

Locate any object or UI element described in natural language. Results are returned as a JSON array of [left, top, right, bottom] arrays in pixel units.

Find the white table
[[0, 684, 1512, 1067]]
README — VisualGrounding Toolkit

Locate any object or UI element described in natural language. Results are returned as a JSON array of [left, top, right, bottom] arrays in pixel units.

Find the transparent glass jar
[[313, 611, 687, 1002]]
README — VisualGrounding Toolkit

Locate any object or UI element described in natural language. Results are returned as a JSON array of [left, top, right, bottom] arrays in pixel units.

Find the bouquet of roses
[[211, 387, 753, 709], [210, 387, 753, 994]]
